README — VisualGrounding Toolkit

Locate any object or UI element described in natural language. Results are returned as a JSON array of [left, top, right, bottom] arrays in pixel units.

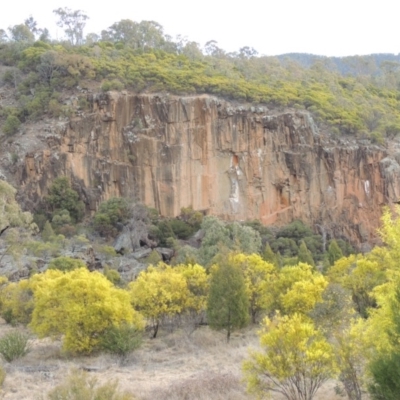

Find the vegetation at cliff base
[[1, 193, 400, 398]]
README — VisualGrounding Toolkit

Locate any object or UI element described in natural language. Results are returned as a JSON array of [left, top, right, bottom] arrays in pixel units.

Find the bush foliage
[[47, 369, 134, 400], [0, 330, 30, 362], [93, 197, 131, 237], [30, 268, 144, 354]]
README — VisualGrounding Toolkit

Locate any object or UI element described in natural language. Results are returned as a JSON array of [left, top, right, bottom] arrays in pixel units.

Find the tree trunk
[[251, 309, 257, 324], [0, 226, 9, 238], [152, 322, 159, 339]]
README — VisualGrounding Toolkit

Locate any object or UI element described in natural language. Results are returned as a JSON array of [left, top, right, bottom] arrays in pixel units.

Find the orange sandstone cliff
[[10, 92, 400, 246]]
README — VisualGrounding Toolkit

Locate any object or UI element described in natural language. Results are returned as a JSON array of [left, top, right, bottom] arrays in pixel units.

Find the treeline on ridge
[[1, 8, 400, 142]]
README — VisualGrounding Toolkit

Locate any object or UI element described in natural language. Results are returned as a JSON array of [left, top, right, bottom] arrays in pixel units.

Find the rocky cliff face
[[8, 92, 400, 247]]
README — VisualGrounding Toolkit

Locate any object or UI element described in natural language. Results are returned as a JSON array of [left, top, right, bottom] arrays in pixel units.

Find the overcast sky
[[0, 0, 398, 57]]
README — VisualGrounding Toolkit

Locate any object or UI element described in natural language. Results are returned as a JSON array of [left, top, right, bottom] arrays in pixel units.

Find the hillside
[[2, 16, 400, 246], [3, 10, 400, 400]]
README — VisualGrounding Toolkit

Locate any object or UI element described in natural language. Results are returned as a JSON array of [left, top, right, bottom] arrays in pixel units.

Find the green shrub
[[269, 237, 298, 257], [51, 209, 72, 226], [33, 212, 48, 231], [370, 131, 384, 144], [336, 239, 355, 256], [2, 70, 19, 86], [99, 323, 142, 358], [277, 220, 314, 242], [48, 98, 63, 117], [47, 369, 134, 400], [368, 353, 400, 399], [180, 206, 203, 230], [101, 79, 124, 92], [48, 256, 87, 272], [0, 331, 30, 362], [10, 152, 18, 164], [144, 249, 162, 265], [23, 88, 52, 119], [96, 245, 117, 258], [78, 96, 90, 110], [169, 219, 194, 239], [93, 197, 131, 238], [152, 220, 175, 247], [103, 266, 121, 285], [41, 220, 55, 242], [2, 115, 21, 136], [0, 280, 34, 325], [46, 177, 85, 223]]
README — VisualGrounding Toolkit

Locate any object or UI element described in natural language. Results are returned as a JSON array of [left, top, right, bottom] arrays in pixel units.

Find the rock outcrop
[[11, 93, 400, 247]]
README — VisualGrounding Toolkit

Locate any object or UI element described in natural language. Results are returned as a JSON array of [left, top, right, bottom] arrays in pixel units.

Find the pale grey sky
[[0, 0, 398, 57]]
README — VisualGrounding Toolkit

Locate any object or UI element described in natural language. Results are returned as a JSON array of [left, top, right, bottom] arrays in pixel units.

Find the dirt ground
[[0, 319, 344, 400]]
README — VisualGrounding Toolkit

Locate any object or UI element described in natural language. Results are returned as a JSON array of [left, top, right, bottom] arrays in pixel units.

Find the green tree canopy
[[297, 240, 315, 267], [228, 253, 276, 323], [328, 239, 343, 266], [198, 216, 261, 266], [45, 177, 84, 222], [129, 264, 189, 338], [207, 261, 249, 341], [262, 242, 279, 267], [53, 7, 89, 45], [93, 197, 131, 237]]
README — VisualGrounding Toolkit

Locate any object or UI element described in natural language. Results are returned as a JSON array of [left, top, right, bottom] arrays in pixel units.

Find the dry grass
[[0, 319, 345, 400], [141, 370, 245, 400]]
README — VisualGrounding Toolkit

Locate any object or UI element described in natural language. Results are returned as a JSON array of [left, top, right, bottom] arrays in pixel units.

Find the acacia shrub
[[0, 280, 34, 325], [129, 264, 189, 338], [175, 263, 209, 333], [30, 268, 144, 354], [243, 313, 337, 400], [227, 253, 276, 323], [271, 262, 328, 315]]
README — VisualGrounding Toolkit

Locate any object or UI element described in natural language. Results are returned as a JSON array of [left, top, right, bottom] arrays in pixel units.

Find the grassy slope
[[1, 319, 341, 400]]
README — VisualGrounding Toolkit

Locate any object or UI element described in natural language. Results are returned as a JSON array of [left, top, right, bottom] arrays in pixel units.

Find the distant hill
[[277, 52, 400, 76]]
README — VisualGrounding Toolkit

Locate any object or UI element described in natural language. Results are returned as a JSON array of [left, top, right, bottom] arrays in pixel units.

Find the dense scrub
[[2, 12, 400, 141]]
